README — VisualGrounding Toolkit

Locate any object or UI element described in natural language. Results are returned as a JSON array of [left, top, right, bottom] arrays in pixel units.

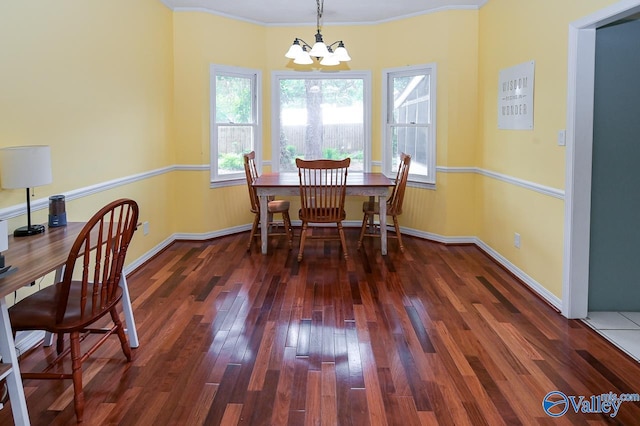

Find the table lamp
[[0, 145, 53, 237]]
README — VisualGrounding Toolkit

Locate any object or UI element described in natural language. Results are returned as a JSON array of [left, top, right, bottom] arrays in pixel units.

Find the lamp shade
[[0, 145, 52, 189]]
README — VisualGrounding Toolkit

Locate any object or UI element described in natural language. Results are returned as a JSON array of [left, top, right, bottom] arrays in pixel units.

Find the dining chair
[[244, 151, 293, 250], [296, 157, 351, 262], [8, 198, 139, 423], [358, 152, 411, 252]]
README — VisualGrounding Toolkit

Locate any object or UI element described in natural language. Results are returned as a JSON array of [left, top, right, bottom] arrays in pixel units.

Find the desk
[[0, 222, 140, 425], [253, 172, 394, 255]]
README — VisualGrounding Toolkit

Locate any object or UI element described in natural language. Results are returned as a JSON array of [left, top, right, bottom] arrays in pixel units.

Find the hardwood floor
[[2, 229, 640, 425]]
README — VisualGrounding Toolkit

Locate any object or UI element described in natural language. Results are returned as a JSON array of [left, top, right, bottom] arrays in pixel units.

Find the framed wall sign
[[498, 60, 535, 130]]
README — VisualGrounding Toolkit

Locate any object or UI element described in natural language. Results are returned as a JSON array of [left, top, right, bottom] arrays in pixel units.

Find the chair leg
[[69, 331, 85, 423], [282, 211, 293, 249], [247, 213, 260, 251], [56, 333, 64, 355], [393, 215, 404, 253], [111, 308, 132, 361], [357, 212, 369, 250], [267, 212, 274, 233], [337, 222, 349, 260], [298, 222, 308, 262]]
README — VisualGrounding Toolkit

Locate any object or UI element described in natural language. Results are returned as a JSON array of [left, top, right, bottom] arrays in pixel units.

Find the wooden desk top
[[253, 172, 393, 188], [0, 222, 85, 298]]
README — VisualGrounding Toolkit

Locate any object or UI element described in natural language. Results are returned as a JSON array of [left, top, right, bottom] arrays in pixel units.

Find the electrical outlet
[[143, 221, 150, 236], [514, 232, 521, 249], [557, 129, 566, 146]]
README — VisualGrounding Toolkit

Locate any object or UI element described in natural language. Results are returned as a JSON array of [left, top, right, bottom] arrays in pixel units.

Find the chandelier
[[284, 0, 351, 66]]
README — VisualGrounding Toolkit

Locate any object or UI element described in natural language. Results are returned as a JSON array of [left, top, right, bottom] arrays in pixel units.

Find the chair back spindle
[[296, 158, 351, 261], [57, 199, 139, 324], [387, 153, 411, 216]]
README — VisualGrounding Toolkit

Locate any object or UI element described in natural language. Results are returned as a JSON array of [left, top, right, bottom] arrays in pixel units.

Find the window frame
[[210, 64, 262, 185], [382, 63, 437, 185], [270, 70, 372, 173]]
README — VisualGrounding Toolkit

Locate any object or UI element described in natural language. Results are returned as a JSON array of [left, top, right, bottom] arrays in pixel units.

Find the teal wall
[[589, 19, 640, 311]]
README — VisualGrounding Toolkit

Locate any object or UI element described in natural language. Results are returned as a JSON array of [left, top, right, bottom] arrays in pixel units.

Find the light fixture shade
[[285, 40, 303, 59], [334, 44, 351, 62], [294, 50, 314, 65], [0, 145, 53, 189], [320, 53, 340, 66], [309, 41, 329, 57]]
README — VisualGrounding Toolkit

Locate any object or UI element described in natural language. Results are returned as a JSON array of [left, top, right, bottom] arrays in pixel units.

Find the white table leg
[[379, 195, 388, 255], [44, 268, 139, 348], [259, 194, 269, 254], [119, 274, 139, 348], [43, 266, 65, 347], [0, 298, 30, 425]]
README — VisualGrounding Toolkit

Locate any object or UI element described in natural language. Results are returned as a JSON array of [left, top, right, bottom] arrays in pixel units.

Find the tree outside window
[[273, 72, 370, 172]]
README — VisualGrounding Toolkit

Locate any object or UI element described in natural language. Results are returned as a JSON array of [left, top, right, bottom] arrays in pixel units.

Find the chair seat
[[299, 207, 346, 223], [268, 199, 290, 213], [9, 281, 122, 333]]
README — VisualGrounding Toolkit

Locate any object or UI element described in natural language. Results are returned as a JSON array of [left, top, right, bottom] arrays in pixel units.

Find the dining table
[[252, 172, 394, 255]]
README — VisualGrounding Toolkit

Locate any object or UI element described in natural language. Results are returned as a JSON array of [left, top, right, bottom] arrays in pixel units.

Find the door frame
[[563, 0, 640, 318]]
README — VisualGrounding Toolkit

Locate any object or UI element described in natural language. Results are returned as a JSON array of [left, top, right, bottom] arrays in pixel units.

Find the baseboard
[[14, 331, 46, 358], [166, 223, 562, 313]]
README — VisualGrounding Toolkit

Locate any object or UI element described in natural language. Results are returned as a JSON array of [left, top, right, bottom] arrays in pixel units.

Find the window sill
[[210, 178, 244, 189]]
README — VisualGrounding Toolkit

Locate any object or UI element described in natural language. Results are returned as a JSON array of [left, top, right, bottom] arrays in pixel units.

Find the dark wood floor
[[2, 228, 640, 425]]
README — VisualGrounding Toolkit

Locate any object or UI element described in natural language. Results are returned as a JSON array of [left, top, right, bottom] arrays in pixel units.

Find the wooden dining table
[[253, 172, 394, 255]]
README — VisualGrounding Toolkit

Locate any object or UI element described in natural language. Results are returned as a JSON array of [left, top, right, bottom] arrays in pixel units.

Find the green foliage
[[219, 152, 244, 171], [279, 78, 363, 109], [281, 145, 298, 171], [216, 75, 252, 123], [322, 148, 363, 161]]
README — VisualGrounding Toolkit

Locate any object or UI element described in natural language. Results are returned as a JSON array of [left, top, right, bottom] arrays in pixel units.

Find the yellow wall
[[1, 1, 629, 303], [173, 10, 479, 236], [0, 0, 175, 265], [477, 0, 619, 298]]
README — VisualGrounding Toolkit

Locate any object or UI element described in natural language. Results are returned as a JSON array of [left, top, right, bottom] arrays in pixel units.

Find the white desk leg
[[43, 266, 66, 347], [379, 195, 388, 255], [44, 268, 139, 349], [119, 274, 139, 348], [259, 194, 269, 254], [0, 298, 30, 425]]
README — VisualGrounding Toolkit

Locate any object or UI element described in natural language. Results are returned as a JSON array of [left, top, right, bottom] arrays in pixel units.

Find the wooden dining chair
[[244, 151, 293, 250], [358, 153, 411, 252], [296, 157, 351, 262], [8, 198, 139, 423]]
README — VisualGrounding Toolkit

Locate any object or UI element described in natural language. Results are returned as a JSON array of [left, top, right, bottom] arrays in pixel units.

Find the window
[[210, 65, 261, 183], [383, 64, 436, 184], [271, 71, 371, 172]]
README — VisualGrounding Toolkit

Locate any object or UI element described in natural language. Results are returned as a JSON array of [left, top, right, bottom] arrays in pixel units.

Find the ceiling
[[160, 0, 487, 26]]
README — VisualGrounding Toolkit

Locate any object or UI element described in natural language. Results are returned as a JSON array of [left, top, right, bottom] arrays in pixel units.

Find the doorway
[[564, 1, 640, 361]]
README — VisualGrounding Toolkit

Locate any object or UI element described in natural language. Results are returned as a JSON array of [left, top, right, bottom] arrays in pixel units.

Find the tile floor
[[583, 311, 640, 362]]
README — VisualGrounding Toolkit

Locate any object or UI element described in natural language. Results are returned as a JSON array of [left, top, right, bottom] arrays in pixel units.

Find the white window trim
[[382, 63, 437, 184], [270, 70, 372, 173], [210, 64, 262, 185]]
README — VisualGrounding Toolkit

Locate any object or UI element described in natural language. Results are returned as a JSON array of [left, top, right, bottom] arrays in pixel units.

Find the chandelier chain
[[316, 0, 323, 30]]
